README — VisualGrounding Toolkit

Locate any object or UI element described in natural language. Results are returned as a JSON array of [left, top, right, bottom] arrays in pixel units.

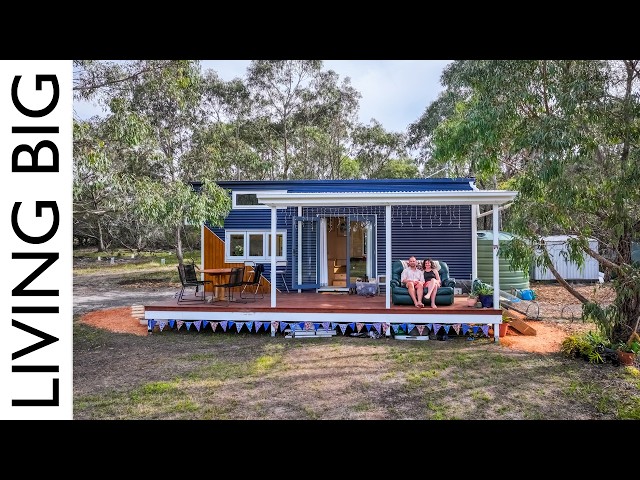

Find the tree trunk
[[175, 225, 184, 266], [97, 220, 106, 252], [541, 244, 589, 303]]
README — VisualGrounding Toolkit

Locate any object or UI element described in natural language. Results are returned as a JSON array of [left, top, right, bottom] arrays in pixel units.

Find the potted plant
[[475, 284, 494, 308], [499, 310, 512, 337], [466, 293, 478, 307], [616, 339, 639, 366]]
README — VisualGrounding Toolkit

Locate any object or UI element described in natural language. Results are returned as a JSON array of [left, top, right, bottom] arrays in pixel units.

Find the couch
[[390, 259, 456, 306]]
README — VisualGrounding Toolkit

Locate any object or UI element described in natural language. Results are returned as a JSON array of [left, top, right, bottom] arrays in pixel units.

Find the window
[[225, 230, 286, 262], [232, 190, 286, 210]]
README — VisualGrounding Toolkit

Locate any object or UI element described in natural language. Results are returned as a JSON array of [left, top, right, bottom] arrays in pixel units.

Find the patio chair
[[176, 264, 210, 303], [275, 260, 289, 293], [240, 263, 265, 301], [216, 266, 246, 304]]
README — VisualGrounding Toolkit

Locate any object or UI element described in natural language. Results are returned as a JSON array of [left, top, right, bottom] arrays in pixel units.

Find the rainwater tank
[[477, 231, 530, 291]]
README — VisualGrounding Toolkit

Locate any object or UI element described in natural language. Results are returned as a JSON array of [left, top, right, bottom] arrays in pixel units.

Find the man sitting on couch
[[400, 256, 425, 308]]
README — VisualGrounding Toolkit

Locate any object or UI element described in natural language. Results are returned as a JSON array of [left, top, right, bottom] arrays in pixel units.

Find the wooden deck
[[144, 292, 504, 341]]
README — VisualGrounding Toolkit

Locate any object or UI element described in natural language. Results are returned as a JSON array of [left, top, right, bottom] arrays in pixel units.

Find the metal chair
[[275, 260, 289, 293], [176, 264, 209, 303], [240, 263, 265, 301], [216, 266, 246, 304]]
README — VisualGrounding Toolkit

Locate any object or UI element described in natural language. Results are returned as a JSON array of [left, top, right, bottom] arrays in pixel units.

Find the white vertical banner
[[0, 61, 73, 419]]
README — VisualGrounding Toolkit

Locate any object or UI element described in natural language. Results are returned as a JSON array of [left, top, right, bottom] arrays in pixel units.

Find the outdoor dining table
[[200, 268, 233, 302]]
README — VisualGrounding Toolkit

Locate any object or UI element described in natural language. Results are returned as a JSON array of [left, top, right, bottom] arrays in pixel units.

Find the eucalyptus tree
[[245, 60, 325, 179], [350, 120, 410, 179], [73, 60, 231, 263], [429, 60, 640, 345]]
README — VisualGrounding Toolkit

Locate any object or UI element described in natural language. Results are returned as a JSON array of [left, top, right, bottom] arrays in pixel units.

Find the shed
[[531, 235, 599, 281]]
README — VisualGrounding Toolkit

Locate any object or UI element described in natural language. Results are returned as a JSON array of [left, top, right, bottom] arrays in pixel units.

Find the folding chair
[[275, 260, 289, 293], [240, 263, 265, 301]]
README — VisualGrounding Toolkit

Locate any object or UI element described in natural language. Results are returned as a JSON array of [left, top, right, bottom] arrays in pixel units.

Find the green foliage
[[561, 330, 610, 364]]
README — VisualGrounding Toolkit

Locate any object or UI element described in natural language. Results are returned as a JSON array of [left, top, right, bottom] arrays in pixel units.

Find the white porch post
[[492, 204, 500, 342], [270, 206, 277, 309], [471, 204, 478, 280], [385, 205, 392, 311]]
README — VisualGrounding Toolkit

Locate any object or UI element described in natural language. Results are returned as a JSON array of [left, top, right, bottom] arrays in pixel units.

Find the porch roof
[[256, 189, 518, 207]]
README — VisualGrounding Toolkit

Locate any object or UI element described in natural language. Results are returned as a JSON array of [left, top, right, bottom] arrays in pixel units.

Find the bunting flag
[[443, 325, 451, 334], [356, 322, 364, 332], [186, 321, 192, 331], [177, 320, 184, 331], [472, 326, 479, 334], [211, 321, 218, 332], [228, 321, 236, 330], [147, 319, 156, 331], [391, 324, 401, 334], [220, 321, 228, 332], [272, 321, 279, 332], [451, 323, 461, 335], [169, 320, 176, 329], [331, 322, 339, 330], [382, 323, 389, 334], [194, 321, 202, 332], [246, 321, 254, 332], [304, 321, 314, 330], [373, 323, 382, 334], [462, 324, 470, 335], [427, 323, 433, 333], [298, 322, 305, 330], [481, 325, 490, 337], [235, 322, 244, 333], [255, 321, 262, 332], [349, 322, 356, 332], [407, 323, 416, 334], [338, 323, 348, 334], [203, 320, 209, 330], [158, 321, 167, 332], [433, 324, 442, 335], [416, 325, 425, 335], [279, 322, 288, 332], [322, 322, 330, 331]]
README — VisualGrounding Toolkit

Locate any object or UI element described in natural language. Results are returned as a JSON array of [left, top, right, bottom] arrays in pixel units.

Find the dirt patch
[[80, 307, 148, 336]]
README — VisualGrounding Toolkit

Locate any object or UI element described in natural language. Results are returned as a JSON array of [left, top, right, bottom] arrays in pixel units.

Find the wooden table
[[201, 268, 233, 302]]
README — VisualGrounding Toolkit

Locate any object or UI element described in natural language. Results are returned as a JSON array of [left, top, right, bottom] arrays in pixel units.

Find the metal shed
[[532, 235, 600, 281]]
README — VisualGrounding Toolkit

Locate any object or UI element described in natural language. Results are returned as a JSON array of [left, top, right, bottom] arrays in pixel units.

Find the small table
[[201, 268, 233, 301]]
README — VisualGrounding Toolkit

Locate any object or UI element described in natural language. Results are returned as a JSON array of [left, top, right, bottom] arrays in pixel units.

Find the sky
[[73, 60, 453, 133]]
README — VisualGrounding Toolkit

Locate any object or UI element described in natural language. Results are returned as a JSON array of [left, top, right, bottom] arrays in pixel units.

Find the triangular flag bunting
[[356, 322, 364, 332], [349, 322, 356, 332], [158, 321, 167, 332], [462, 324, 470, 335], [433, 323, 441, 335], [177, 320, 184, 330], [235, 322, 243, 333], [272, 321, 279, 332], [246, 321, 254, 332], [482, 325, 490, 336], [381, 323, 389, 334], [203, 320, 209, 329], [168, 320, 175, 328], [427, 323, 433, 333], [194, 321, 202, 332], [255, 321, 262, 332], [373, 323, 382, 334], [220, 321, 228, 332], [338, 324, 347, 334], [443, 324, 451, 334], [186, 321, 192, 331], [211, 321, 218, 332], [304, 321, 313, 330], [472, 326, 479, 334], [407, 323, 416, 334], [280, 322, 288, 332], [416, 325, 425, 335], [391, 324, 401, 333], [322, 322, 330, 330], [147, 319, 156, 331], [452, 323, 461, 335]]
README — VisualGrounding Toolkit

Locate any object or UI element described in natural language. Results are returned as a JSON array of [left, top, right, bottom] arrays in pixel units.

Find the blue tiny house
[[200, 178, 485, 294]]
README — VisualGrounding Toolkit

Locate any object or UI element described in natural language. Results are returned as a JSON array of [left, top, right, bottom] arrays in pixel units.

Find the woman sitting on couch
[[423, 258, 442, 309]]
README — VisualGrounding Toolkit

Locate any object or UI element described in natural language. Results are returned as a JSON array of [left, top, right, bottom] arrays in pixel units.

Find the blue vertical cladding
[[389, 205, 472, 282], [207, 179, 475, 288]]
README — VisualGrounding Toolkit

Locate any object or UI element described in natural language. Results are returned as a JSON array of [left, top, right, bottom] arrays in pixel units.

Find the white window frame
[[225, 230, 287, 262], [232, 190, 287, 210]]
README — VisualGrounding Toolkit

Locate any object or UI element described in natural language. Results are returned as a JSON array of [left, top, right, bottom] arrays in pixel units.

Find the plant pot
[[498, 323, 509, 337], [466, 297, 478, 307], [617, 350, 636, 366], [479, 294, 493, 308]]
